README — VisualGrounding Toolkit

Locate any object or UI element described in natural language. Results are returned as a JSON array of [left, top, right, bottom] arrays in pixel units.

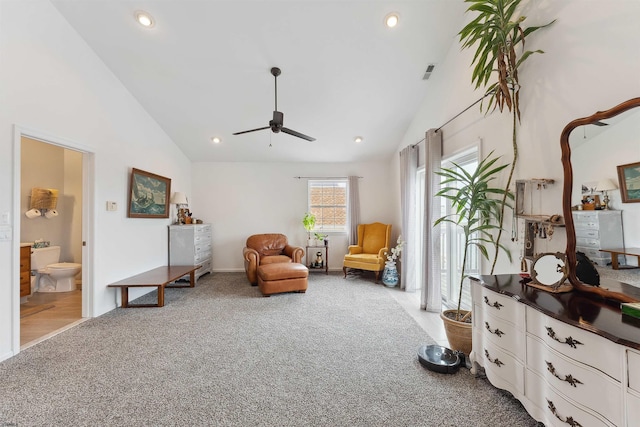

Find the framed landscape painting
[[127, 168, 171, 218], [617, 161, 640, 203]]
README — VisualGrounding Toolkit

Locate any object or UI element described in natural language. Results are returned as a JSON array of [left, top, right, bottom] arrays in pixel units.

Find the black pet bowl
[[417, 344, 463, 374]]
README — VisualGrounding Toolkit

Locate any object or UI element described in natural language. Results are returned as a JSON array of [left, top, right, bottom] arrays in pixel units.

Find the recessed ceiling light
[[354, 136, 363, 143], [211, 137, 221, 144], [384, 12, 399, 28], [135, 11, 155, 28]]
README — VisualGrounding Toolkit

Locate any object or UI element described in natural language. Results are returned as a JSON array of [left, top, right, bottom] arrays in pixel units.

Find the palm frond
[[459, 0, 554, 117]]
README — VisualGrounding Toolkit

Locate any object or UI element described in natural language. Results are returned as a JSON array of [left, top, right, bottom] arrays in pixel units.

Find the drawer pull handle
[[545, 327, 583, 349], [484, 321, 504, 337], [484, 349, 504, 367], [545, 361, 583, 387], [483, 296, 503, 310], [546, 399, 583, 427]]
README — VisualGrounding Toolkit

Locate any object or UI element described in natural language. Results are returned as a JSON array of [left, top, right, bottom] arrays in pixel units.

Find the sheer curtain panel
[[399, 146, 418, 291], [347, 176, 360, 245], [422, 129, 443, 312]]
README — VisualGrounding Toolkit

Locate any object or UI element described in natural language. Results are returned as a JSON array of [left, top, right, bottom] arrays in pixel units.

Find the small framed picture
[[617, 161, 640, 203], [127, 168, 171, 218]]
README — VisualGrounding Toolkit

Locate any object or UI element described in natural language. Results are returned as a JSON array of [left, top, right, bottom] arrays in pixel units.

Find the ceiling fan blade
[[281, 127, 316, 142], [232, 126, 270, 136]]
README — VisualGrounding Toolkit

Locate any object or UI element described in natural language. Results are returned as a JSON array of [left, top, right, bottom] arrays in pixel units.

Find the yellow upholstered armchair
[[342, 222, 391, 282]]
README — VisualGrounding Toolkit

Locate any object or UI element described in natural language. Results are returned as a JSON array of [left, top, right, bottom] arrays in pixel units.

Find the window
[[308, 180, 347, 232], [439, 147, 479, 311]]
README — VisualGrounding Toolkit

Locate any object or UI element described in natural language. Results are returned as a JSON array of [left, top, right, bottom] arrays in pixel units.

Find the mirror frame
[[529, 252, 569, 291], [561, 97, 640, 303]]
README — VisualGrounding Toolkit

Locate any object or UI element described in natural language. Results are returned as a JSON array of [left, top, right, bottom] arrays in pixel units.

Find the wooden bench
[[107, 265, 200, 308], [599, 248, 640, 270]]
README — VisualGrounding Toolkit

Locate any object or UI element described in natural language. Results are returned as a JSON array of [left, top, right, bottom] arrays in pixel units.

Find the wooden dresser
[[19, 244, 31, 297], [471, 274, 640, 426]]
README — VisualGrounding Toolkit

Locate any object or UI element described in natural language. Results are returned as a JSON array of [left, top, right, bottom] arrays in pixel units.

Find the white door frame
[[12, 125, 95, 354]]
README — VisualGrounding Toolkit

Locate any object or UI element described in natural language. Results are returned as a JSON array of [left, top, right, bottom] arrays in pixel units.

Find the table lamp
[[170, 192, 188, 223], [597, 179, 618, 210]]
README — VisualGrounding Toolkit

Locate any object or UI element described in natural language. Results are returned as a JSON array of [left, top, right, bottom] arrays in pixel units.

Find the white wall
[[191, 161, 396, 272], [64, 147, 84, 264], [393, 0, 640, 275], [0, 1, 191, 360]]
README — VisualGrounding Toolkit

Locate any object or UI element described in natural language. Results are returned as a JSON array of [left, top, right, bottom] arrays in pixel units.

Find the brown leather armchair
[[243, 234, 304, 285], [342, 223, 391, 282]]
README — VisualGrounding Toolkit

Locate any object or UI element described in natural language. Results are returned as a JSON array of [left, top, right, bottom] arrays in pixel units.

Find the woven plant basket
[[440, 309, 472, 355]]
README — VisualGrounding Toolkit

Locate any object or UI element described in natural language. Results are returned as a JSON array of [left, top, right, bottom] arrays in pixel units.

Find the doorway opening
[[13, 126, 94, 351]]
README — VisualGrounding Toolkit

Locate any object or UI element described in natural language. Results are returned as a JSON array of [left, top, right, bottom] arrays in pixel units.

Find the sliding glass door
[[438, 148, 479, 311]]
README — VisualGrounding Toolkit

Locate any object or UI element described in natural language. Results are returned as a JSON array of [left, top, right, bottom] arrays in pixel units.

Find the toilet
[[31, 245, 81, 293]]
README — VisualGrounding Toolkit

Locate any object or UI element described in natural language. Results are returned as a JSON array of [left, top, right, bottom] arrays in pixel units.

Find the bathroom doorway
[[13, 127, 95, 350]]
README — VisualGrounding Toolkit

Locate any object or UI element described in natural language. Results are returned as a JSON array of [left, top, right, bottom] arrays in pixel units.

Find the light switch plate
[[106, 201, 118, 211], [0, 225, 11, 241], [1, 212, 9, 224]]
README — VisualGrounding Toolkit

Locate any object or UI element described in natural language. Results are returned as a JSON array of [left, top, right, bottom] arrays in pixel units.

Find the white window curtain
[[399, 145, 418, 292], [421, 129, 443, 312], [347, 176, 360, 245]]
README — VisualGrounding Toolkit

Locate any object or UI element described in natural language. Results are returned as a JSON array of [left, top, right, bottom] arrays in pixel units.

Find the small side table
[[306, 245, 329, 274]]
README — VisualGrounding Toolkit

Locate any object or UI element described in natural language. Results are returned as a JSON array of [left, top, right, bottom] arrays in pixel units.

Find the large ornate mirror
[[561, 97, 640, 302]]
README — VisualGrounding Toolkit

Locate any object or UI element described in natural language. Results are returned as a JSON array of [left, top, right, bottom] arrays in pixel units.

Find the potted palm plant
[[435, 151, 513, 354], [459, 0, 554, 273]]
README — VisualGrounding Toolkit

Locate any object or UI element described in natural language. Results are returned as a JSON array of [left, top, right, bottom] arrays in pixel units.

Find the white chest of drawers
[[572, 210, 623, 266], [627, 350, 640, 425], [472, 285, 526, 397], [526, 307, 622, 426], [471, 275, 640, 427], [168, 224, 212, 281]]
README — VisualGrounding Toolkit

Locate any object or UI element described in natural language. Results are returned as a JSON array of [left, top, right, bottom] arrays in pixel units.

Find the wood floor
[[20, 290, 83, 347]]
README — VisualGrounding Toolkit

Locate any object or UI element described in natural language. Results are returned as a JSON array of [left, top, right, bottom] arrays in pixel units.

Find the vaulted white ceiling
[[51, 0, 467, 163]]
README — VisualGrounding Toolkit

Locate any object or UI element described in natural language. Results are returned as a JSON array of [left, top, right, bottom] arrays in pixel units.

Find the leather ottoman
[[257, 262, 309, 296]]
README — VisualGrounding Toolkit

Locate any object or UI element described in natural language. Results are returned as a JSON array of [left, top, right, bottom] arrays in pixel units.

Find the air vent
[[422, 64, 436, 80]]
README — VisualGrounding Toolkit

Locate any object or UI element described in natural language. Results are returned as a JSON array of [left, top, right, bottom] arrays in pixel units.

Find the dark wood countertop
[[473, 274, 640, 350]]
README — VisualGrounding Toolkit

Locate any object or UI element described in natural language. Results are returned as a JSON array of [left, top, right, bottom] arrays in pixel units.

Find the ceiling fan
[[233, 67, 316, 142]]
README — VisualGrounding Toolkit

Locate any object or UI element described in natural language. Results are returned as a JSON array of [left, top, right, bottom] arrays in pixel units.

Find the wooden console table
[[108, 265, 200, 308], [600, 247, 640, 270]]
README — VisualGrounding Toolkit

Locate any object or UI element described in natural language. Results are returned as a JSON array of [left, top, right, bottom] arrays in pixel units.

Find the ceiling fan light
[[385, 13, 399, 28], [135, 11, 155, 28], [211, 137, 221, 144]]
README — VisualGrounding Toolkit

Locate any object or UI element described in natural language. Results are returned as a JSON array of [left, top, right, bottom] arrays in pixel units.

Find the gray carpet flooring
[[1, 272, 539, 426]]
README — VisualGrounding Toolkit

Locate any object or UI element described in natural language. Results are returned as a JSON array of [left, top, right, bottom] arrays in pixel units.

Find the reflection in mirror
[[561, 97, 640, 303], [569, 107, 640, 219], [529, 252, 569, 291]]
